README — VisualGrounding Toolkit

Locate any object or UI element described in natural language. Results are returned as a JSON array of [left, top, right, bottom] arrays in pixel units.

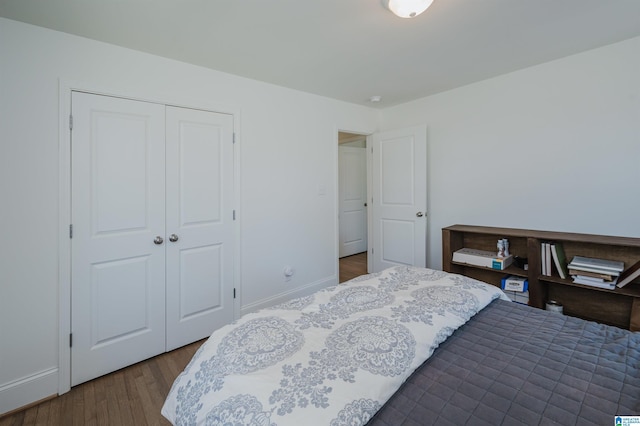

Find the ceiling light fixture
[[387, 0, 434, 18]]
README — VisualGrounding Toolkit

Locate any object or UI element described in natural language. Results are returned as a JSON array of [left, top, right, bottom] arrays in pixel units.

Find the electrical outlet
[[283, 266, 295, 281]]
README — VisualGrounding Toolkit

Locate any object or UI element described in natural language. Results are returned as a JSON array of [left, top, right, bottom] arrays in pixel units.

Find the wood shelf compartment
[[443, 224, 640, 331]]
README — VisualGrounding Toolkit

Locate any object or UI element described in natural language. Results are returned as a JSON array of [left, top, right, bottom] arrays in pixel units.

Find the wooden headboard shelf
[[442, 224, 640, 331]]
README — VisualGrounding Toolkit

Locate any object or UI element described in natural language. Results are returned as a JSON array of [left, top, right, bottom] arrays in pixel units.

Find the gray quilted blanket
[[367, 299, 640, 426]]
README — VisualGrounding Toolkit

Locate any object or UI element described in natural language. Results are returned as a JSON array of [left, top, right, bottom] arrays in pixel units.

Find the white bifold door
[[70, 92, 234, 386]]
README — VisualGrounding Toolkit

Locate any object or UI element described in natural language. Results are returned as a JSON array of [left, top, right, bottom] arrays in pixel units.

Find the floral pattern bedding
[[161, 266, 508, 425]]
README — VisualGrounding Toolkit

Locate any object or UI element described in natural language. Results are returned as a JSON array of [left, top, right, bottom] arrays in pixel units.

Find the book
[[616, 260, 640, 288], [566, 264, 621, 277], [567, 263, 620, 277], [568, 268, 616, 281], [550, 243, 568, 279], [568, 256, 624, 273], [541, 242, 552, 276], [572, 275, 606, 284], [452, 248, 513, 270], [572, 276, 617, 289]]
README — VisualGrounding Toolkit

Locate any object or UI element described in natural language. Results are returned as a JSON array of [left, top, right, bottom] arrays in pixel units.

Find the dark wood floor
[[339, 251, 368, 283], [0, 340, 203, 426], [2, 253, 368, 425]]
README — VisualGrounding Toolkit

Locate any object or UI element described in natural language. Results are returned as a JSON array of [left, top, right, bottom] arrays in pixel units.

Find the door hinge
[[233, 133, 236, 144], [69, 115, 73, 131], [371, 248, 374, 254], [233, 288, 236, 299], [69, 333, 73, 348], [69, 224, 73, 239], [233, 210, 236, 220]]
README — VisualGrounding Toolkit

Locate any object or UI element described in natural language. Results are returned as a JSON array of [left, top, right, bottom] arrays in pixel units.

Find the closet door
[[339, 146, 367, 258], [165, 106, 235, 351], [71, 92, 166, 386]]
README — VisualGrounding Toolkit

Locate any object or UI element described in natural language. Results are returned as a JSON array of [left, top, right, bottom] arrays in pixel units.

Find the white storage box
[[453, 248, 513, 270], [501, 276, 528, 292]]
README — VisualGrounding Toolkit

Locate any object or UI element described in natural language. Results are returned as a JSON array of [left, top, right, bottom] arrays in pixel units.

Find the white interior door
[[371, 125, 427, 272], [338, 146, 367, 258], [165, 106, 235, 351], [71, 92, 166, 386]]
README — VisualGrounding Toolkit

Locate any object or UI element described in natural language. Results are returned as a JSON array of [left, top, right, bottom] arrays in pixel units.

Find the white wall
[[2, 15, 640, 415], [380, 36, 640, 268], [0, 17, 378, 414]]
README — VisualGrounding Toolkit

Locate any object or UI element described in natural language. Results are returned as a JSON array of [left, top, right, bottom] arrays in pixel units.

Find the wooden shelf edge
[[539, 275, 640, 297], [450, 261, 528, 278], [443, 224, 640, 248]]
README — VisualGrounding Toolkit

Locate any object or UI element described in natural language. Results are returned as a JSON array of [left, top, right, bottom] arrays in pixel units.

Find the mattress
[[162, 266, 640, 425], [161, 266, 507, 425], [366, 298, 640, 426]]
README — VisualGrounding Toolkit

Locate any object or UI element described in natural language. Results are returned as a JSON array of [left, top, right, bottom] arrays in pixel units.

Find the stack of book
[[567, 256, 624, 289]]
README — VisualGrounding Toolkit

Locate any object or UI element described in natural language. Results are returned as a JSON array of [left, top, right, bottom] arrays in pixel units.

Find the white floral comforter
[[162, 266, 509, 425]]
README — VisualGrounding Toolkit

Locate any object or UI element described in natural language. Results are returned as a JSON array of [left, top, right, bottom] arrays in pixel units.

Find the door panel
[[165, 106, 235, 351], [339, 146, 367, 257], [91, 256, 151, 346], [371, 125, 427, 272], [179, 245, 223, 317], [381, 219, 415, 265], [71, 92, 166, 386], [178, 122, 223, 225], [92, 112, 151, 233], [381, 138, 414, 205]]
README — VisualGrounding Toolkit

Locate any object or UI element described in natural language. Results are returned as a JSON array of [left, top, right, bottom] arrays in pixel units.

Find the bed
[[162, 266, 640, 425]]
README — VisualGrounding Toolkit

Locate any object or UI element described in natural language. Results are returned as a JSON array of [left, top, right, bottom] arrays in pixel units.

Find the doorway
[[337, 125, 428, 280], [338, 131, 369, 281]]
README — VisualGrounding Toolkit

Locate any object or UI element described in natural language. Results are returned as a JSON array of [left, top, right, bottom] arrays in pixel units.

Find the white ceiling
[[2, 0, 640, 107]]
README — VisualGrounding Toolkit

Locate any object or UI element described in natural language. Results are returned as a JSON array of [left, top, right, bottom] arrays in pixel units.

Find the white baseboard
[[0, 368, 58, 416], [241, 275, 337, 316]]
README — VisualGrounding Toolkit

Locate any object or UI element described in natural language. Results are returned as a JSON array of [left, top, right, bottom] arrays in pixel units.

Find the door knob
[[416, 212, 424, 217], [154, 236, 164, 245], [169, 234, 179, 242]]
